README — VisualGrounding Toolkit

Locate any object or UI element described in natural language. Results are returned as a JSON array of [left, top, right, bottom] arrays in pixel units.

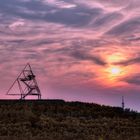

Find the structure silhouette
[[122, 96, 125, 110], [6, 63, 41, 100]]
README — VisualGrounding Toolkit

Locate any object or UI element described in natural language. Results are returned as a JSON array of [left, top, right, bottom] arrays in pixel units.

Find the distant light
[[110, 67, 121, 75]]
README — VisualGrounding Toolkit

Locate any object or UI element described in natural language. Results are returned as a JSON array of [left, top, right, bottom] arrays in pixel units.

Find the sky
[[0, 0, 140, 111]]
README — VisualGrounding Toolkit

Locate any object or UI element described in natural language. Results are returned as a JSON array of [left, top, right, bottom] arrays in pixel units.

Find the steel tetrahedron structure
[[6, 63, 41, 100]]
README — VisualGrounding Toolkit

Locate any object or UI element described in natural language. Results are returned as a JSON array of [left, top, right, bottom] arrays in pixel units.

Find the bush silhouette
[[0, 100, 139, 140]]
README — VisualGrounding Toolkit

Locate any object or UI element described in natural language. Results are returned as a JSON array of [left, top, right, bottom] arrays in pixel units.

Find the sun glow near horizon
[[109, 66, 122, 76], [105, 65, 123, 78], [97, 53, 130, 86], [106, 53, 127, 76]]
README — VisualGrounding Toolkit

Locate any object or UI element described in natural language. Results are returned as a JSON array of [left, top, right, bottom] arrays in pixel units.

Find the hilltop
[[0, 100, 139, 140]]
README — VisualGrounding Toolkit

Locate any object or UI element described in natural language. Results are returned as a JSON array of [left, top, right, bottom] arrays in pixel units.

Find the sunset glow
[[109, 67, 122, 76], [107, 53, 126, 64], [0, 0, 139, 111]]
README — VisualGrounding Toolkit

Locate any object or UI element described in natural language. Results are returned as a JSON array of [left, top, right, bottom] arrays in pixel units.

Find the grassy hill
[[0, 100, 139, 140]]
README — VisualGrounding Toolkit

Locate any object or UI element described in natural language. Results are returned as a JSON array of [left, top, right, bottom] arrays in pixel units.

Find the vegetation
[[0, 100, 139, 140]]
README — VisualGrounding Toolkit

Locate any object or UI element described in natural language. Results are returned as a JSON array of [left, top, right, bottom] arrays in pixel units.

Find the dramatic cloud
[[122, 74, 140, 85], [115, 57, 140, 66], [70, 51, 106, 66], [106, 17, 140, 37], [9, 20, 25, 29], [0, 0, 139, 110]]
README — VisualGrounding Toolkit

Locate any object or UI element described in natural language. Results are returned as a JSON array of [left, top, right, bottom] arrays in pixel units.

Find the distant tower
[[6, 63, 41, 100], [122, 96, 125, 110]]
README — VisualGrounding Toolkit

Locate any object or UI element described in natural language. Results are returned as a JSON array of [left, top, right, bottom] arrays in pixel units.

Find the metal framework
[[122, 96, 125, 110], [6, 63, 41, 100]]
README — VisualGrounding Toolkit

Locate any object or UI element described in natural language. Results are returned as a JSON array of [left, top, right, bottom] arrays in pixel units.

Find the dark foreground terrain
[[0, 100, 139, 140]]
